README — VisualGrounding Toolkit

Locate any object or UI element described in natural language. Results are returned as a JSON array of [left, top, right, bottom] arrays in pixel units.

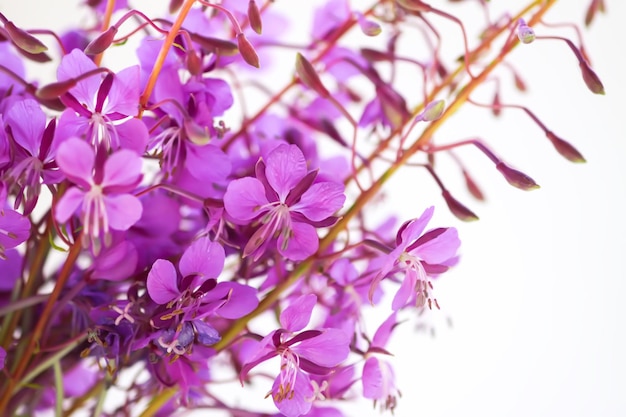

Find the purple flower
[[369, 206, 460, 310], [54, 137, 143, 251], [57, 49, 148, 152], [0, 346, 6, 370], [241, 294, 350, 417], [0, 207, 30, 260], [224, 144, 345, 261]]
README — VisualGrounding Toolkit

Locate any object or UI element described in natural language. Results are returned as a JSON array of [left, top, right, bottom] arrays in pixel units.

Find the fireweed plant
[[0, 0, 605, 415]]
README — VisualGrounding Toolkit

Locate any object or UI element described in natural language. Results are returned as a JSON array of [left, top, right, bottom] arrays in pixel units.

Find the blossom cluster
[[0, 0, 604, 416]]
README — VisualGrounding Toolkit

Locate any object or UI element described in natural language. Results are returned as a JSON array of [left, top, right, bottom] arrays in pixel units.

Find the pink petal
[[0, 209, 30, 249], [57, 49, 99, 109], [92, 240, 138, 281], [104, 194, 142, 230], [179, 237, 225, 280], [185, 144, 231, 183], [147, 259, 179, 304], [211, 281, 258, 319], [5, 99, 45, 156], [265, 144, 307, 200], [223, 177, 269, 223], [104, 65, 140, 115], [102, 149, 142, 190], [362, 357, 396, 400], [280, 294, 316, 332], [278, 221, 318, 261], [391, 268, 417, 311], [292, 328, 350, 367], [415, 227, 461, 264], [272, 370, 314, 417], [56, 138, 94, 187], [114, 118, 149, 153], [291, 181, 345, 221], [372, 313, 397, 348], [399, 206, 434, 245], [55, 187, 85, 223]]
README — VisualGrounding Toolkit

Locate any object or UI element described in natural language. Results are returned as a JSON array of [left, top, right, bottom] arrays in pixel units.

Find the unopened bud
[[579, 60, 605, 95], [546, 131, 586, 163], [236, 33, 259, 68], [516, 19, 535, 44], [4, 21, 48, 54], [248, 0, 262, 35], [84, 26, 118, 55], [169, 0, 184, 14], [462, 170, 486, 201], [186, 50, 203, 76], [492, 92, 501, 117], [191, 34, 238, 56], [396, 0, 431, 13], [295, 52, 330, 98], [184, 119, 211, 145], [36, 79, 78, 100], [442, 190, 479, 222], [496, 162, 539, 190], [421, 99, 445, 122], [357, 14, 381, 37]]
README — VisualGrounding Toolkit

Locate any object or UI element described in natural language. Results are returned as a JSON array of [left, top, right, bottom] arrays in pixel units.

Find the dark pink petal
[[185, 144, 231, 183], [272, 370, 314, 417], [278, 221, 319, 261], [56, 138, 94, 187], [280, 294, 316, 332], [114, 118, 149, 153], [371, 313, 397, 348], [391, 267, 418, 311], [147, 259, 179, 304], [292, 328, 350, 367], [104, 194, 142, 230], [57, 49, 100, 108], [105, 65, 140, 115], [5, 99, 45, 156], [0, 249, 22, 290], [291, 181, 345, 221], [102, 149, 142, 190], [414, 227, 460, 264], [223, 177, 269, 222], [0, 209, 30, 249], [265, 144, 307, 200], [207, 281, 259, 319], [54, 187, 85, 223], [179, 237, 225, 280]]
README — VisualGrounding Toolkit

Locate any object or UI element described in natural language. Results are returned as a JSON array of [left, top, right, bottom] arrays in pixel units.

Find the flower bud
[[495, 162, 539, 190], [295, 52, 330, 98], [237, 33, 259, 68], [492, 91, 501, 117], [186, 49, 203, 76], [421, 99, 445, 122], [357, 14, 381, 37], [4, 20, 48, 54], [169, 0, 184, 14], [248, 0, 262, 35], [191, 34, 238, 56], [579, 60, 605, 95], [442, 190, 479, 222], [546, 131, 586, 163], [84, 26, 118, 55], [516, 19, 535, 44], [35, 79, 77, 100], [462, 170, 485, 201]]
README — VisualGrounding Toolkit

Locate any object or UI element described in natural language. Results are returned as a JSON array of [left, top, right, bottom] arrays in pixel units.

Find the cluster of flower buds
[[0, 1, 604, 416]]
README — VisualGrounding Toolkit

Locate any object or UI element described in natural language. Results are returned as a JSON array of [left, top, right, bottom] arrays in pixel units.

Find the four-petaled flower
[[224, 144, 345, 261]]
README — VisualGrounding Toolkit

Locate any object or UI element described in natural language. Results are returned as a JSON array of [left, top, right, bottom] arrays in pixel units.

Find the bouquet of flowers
[[0, 0, 606, 416]]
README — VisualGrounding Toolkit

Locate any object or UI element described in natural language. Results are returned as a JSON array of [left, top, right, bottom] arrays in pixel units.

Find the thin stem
[[93, 0, 117, 66]]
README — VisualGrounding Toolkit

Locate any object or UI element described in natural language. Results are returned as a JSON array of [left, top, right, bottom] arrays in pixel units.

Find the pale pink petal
[[56, 138, 94, 187], [57, 49, 99, 109], [292, 328, 350, 367], [102, 149, 142, 190], [280, 294, 316, 332], [391, 268, 417, 311], [179, 237, 225, 280], [5, 99, 45, 156], [415, 227, 461, 264], [147, 259, 179, 304], [114, 118, 149, 153], [291, 181, 345, 221], [104, 65, 140, 115], [55, 187, 85, 223], [104, 194, 142, 230], [278, 221, 318, 261], [272, 370, 314, 417], [223, 177, 269, 223], [265, 144, 307, 200]]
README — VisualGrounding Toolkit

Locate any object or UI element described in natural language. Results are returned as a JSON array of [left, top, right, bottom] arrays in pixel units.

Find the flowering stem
[[139, 0, 196, 113]]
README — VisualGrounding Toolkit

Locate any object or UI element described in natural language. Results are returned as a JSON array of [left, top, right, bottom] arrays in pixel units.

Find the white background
[[2, 1, 625, 416]]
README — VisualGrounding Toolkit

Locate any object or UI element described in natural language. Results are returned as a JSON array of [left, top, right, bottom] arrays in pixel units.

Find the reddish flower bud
[[495, 162, 540, 191], [186, 50, 203, 76], [357, 14, 381, 37], [247, 0, 263, 35], [237, 33, 259, 68], [421, 99, 445, 122], [442, 190, 479, 222], [295, 52, 330, 98], [191, 34, 238, 56], [462, 170, 486, 201], [546, 131, 586, 163], [84, 26, 118, 55], [35, 79, 78, 100], [516, 19, 535, 44], [169, 0, 184, 14], [513, 72, 527, 92], [492, 91, 501, 117], [579, 60, 605, 95], [4, 21, 48, 54], [396, 0, 430, 13]]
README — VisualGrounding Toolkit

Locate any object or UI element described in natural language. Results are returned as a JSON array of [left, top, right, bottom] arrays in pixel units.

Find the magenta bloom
[[55, 138, 143, 250], [224, 144, 345, 261], [369, 206, 460, 310], [0, 208, 30, 260], [241, 294, 350, 417]]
